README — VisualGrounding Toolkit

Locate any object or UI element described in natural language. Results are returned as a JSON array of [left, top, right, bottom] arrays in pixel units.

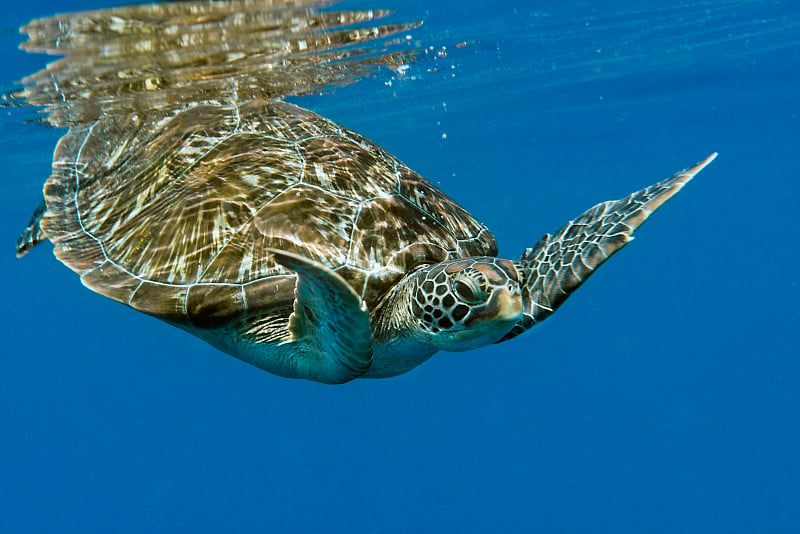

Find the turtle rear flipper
[[258, 250, 373, 384], [499, 153, 717, 342], [16, 200, 47, 257]]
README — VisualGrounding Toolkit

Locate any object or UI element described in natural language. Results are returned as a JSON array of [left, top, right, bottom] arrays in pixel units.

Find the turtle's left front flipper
[[498, 153, 717, 343], [270, 250, 374, 384]]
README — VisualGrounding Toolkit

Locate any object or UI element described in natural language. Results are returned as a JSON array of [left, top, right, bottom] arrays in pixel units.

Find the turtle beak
[[494, 287, 523, 322], [487, 287, 523, 323], [465, 287, 522, 327]]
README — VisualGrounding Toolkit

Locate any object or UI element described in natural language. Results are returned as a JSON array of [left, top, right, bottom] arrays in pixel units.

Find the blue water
[[1, 1, 798, 532]]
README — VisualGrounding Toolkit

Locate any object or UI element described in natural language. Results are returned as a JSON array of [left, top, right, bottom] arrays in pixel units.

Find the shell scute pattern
[[185, 283, 247, 328], [103, 133, 306, 284], [42, 99, 497, 324], [298, 135, 399, 199], [80, 260, 141, 303], [128, 280, 188, 319], [213, 183, 358, 277], [396, 168, 494, 253], [348, 196, 448, 269]]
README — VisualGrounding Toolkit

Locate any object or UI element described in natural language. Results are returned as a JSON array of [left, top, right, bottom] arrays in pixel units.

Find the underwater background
[[1, 0, 798, 532]]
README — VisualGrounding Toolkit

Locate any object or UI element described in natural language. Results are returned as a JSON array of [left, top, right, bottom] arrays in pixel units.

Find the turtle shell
[[41, 100, 497, 329]]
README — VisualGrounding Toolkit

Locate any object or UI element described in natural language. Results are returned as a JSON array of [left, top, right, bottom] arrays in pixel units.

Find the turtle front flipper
[[498, 153, 717, 343], [267, 249, 373, 384]]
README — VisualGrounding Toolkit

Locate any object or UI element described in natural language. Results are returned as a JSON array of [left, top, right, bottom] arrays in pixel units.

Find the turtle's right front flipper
[[498, 153, 716, 343]]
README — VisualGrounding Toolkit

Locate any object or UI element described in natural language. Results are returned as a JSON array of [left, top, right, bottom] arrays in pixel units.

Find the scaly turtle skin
[[17, 99, 716, 383]]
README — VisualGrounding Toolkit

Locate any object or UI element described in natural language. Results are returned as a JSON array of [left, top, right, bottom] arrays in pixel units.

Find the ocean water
[[1, 0, 798, 532]]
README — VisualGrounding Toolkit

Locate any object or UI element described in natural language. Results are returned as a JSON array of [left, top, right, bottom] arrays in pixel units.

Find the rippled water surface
[[1, 1, 798, 532]]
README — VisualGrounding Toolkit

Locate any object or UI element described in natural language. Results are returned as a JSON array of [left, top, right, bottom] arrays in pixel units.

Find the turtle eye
[[452, 276, 484, 305]]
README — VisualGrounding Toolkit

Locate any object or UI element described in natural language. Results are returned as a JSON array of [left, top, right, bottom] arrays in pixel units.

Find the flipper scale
[[500, 153, 717, 342], [269, 249, 373, 384]]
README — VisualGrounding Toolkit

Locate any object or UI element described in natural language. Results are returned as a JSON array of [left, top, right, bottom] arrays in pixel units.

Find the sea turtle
[[16, 99, 715, 383]]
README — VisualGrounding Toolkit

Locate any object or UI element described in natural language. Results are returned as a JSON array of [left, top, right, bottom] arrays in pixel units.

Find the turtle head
[[408, 257, 523, 351]]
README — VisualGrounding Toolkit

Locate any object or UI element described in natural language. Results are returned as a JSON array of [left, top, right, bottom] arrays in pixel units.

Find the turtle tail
[[16, 200, 47, 257]]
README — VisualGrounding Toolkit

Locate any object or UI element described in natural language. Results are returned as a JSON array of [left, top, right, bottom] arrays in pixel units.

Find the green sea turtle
[[15, 98, 716, 383]]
